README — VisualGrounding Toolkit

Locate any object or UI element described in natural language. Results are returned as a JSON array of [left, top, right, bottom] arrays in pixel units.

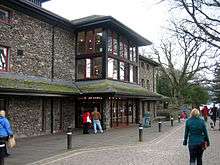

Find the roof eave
[[74, 16, 152, 46]]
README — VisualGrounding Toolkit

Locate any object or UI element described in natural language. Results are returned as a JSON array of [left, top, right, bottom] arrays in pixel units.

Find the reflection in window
[[95, 29, 103, 53], [147, 80, 150, 90], [107, 34, 112, 53], [0, 47, 8, 71], [120, 62, 125, 81], [113, 34, 117, 55], [129, 46, 136, 62], [133, 66, 138, 83], [124, 42, 128, 59], [86, 59, 91, 78], [86, 31, 93, 54], [129, 65, 133, 83], [93, 57, 102, 79], [108, 58, 118, 79], [119, 40, 123, 57], [76, 59, 85, 79], [77, 32, 86, 55]]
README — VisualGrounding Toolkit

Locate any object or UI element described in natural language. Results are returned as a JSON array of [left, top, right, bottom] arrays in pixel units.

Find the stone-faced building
[[0, 0, 163, 138]]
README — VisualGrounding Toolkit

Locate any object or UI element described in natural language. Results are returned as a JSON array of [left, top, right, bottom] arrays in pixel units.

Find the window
[[0, 46, 8, 72], [0, 8, 9, 23], [108, 31, 118, 56], [119, 38, 128, 59], [95, 28, 103, 53], [146, 80, 150, 90], [119, 62, 125, 81], [76, 57, 102, 80], [77, 59, 86, 79], [77, 32, 86, 55], [129, 65, 133, 83], [141, 79, 145, 87], [133, 66, 138, 83], [108, 58, 118, 79], [141, 62, 145, 68], [86, 31, 93, 54], [93, 57, 102, 79], [129, 46, 136, 62], [77, 28, 103, 55], [86, 59, 91, 78]]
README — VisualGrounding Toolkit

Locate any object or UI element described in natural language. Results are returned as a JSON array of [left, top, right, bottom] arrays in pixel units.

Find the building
[[0, 0, 163, 138]]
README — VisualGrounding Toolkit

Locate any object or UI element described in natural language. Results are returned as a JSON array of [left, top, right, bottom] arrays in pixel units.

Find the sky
[[43, 0, 170, 46]]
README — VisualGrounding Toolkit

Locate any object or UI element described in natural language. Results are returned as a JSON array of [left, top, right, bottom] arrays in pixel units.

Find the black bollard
[[139, 123, 143, 142], [67, 126, 72, 150], [158, 120, 162, 132], [171, 117, 174, 127]]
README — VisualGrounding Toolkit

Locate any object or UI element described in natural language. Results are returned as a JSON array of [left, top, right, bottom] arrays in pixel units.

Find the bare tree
[[153, 23, 213, 105], [171, 0, 220, 49]]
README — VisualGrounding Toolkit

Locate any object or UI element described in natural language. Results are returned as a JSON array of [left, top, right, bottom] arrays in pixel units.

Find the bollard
[[171, 117, 174, 127], [67, 126, 72, 150], [0, 143, 5, 165], [178, 115, 181, 123], [139, 123, 143, 142], [158, 120, 162, 132]]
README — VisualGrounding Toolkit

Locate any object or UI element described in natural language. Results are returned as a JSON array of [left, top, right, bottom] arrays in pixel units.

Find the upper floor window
[[108, 31, 118, 56], [129, 46, 136, 62], [76, 57, 102, 80], [0, 46, 8, 72], [141, 79, 145, 87], [0, 7, 10, 23], [146, 79, 150, 90], [119, 38, 128, 59], [77, 28, 103, 55], [108, 58, 118, 80]]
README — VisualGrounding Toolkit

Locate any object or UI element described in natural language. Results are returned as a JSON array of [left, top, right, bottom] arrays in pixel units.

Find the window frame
[[0, 46, 9, 72], [0, 6, 11, 24]]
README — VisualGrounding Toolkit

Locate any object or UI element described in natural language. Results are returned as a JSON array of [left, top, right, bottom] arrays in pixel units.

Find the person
[[82, 111, 91, 134], [91, 107, 103, 134], [181, 111, 187, 121], [0, 110, 13, 158], [210, 106, 217, 127], [183, 108, 210, 165], [201, 106, 209, 122]]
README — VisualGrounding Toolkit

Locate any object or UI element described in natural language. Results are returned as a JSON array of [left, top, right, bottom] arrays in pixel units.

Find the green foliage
[[181, 85, 209, 107], [156, 72, 172, 97]]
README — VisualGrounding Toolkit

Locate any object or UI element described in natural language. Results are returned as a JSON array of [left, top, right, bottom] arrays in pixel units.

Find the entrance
[[75, 97, 102, 128]]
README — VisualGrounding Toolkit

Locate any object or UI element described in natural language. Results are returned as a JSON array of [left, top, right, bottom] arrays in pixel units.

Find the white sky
[[43, 0, 169, 45]]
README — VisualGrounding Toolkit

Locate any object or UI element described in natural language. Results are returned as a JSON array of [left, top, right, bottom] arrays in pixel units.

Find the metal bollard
[[67, 126, 72, 150], [178, 115, 181, 123], [171, 117, 174, 127], [158, 120, 162, 132], [139, 123, 143, 142]]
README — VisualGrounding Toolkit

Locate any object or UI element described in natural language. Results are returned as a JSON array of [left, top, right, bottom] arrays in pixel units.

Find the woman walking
[[183, 108, 210, 165]]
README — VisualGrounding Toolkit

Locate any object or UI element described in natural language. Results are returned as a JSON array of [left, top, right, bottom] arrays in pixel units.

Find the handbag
[[8, 136, 16, 148], [201, 141, 208, 150]]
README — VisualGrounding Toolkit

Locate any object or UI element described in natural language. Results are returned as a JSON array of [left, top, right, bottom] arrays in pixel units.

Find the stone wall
[[0, 6, 75, 81], [139, 60, 155, 92], [7, 96, 75, 138]]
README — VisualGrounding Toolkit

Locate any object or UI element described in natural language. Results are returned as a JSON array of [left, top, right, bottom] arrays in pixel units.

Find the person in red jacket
[[201, 106, 209, 122], [82, 112, 91, 134]]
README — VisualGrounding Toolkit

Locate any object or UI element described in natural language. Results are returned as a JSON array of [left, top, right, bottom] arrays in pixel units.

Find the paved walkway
[[5, 119, 220, 165], [5, 121, 176, 165]]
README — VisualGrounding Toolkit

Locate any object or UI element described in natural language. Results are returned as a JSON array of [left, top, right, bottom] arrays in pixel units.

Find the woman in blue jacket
[[183, 108, 210, 165], [0, 110, 13, 158]]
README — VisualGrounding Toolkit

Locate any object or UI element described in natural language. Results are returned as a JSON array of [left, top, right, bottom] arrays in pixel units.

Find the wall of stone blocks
[[0, 6, 75, 81]]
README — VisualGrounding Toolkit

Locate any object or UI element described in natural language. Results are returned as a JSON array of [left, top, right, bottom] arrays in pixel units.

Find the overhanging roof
[[0, 77, 79, 96], [76, 79, 162, 99], [72, 15, 152, 46]]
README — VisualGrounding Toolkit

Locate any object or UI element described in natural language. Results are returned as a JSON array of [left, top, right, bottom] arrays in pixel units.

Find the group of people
[[201, 105, 219, 128], [82, 107, 103, 134]]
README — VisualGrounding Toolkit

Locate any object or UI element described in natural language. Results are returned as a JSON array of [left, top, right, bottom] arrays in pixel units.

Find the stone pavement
[[5, 119, 220, 165], [5, 121, 176, 165]]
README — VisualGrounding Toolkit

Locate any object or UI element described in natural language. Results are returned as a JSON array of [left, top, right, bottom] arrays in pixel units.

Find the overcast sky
[[43, 0, 170, 45]]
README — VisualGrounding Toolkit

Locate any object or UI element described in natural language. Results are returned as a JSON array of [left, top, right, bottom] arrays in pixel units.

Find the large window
[[76, 57, 102, 80], [77, 29, 103, 55], [108, 58, 118, 79], [119, 62, 125, 81], [0, 46, 8, 72]]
